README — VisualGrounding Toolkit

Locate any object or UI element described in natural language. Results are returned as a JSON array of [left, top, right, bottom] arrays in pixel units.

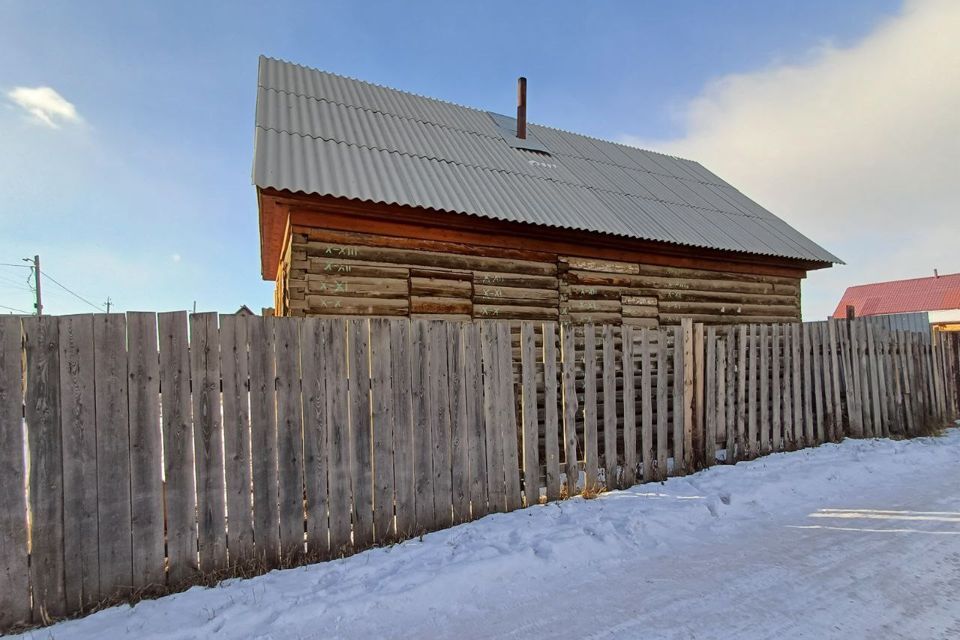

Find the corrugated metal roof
[[253, 56, 841, 264], [832, 272, 960, 318]]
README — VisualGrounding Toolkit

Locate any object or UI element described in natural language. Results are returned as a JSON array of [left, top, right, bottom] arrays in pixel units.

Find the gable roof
[[253, 56, 840, 266], [833, 272, 960, 318]]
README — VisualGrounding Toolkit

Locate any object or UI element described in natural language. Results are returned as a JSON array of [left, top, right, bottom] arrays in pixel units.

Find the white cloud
[[7, 86, 81, 128], [171, 253, 182, 263], [622, 0, 960, 319]]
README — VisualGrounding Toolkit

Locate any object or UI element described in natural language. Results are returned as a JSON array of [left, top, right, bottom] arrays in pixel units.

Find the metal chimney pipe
[[517, 77, 527, 139]]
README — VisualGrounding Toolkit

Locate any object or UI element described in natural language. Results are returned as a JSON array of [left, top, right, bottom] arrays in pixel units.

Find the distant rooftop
[[833, 272, 960, 318], [253, 56, 840, 265]]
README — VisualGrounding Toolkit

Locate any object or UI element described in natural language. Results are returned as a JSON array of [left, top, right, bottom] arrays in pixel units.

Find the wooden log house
[[254, 57, 840, 326]]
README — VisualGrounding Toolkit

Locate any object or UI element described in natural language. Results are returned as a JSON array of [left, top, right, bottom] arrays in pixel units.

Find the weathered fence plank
[[348, 319, 375, 546], [0, 316, 30, 629], [724, 327, 736, 462], [758, 324, 769, 455], [673, 326, 686, 473], [791, 323, 803, 446], [811, 322, 824, 443], [602, 325, 618, 489], [326, 319, 352, 555], [300, 317, 330, 558], [247, 316, 280, 565], [542, 323, 561, 501], [682, 319, 695, 471], [583, 324, 599, 490], [447, 323, 470, 523], [58, 314, 99, 611], [521, 322, 541, 505], [93, 314, 133, 599], [747, 324, 758, 457], [275, 317, 305, 564], [705, 327, 717, 464], [370, 319, 398, 537], [24, 316, 66, 619], [126, 313, 165, 588], [620, 326, 637, 486], [561, 323, 580, 495], [189, 313, 228, 573], [391, 319, 418, 535], [220, 315, 255, 564], [429, 321, 453, 526], [735, 325, 747, 461], [715, 334, 727, 461], [641, 328, 655, 481], [771, 324, 782, 451], [497, 322, 522, 511], [480, 321, 506, 511], [657, 330, 670, 479]]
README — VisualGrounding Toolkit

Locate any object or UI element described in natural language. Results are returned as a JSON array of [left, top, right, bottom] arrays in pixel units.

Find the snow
[[13, 429, 960, 640]]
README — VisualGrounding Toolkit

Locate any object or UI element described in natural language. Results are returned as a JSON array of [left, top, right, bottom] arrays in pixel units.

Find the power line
[[39, 269, 105, 312], [0, 303, 30, 314]]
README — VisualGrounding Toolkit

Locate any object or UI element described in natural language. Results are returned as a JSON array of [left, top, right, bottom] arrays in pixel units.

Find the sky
[[1, 0, 956, 319]]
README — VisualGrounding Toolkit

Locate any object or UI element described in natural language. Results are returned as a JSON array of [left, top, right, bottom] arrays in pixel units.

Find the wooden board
[[480, 321, 505, 512], [247, 316, 280, 565], [771, 324, 782, 451], [274, 317, 305, 564], [582, 325, 599, 490], [801, 323, 814, 445], [621, 326, 637, 486], [640, 328, 655, 480], [391, 319, 418, 535], [692, 322, 704, 468], [447, 322, 470, 523], [428, 321, 452, 526], [23, 316, 66, 619], [521, 322, 541, 505], [681, 319, 695, 471], [791, 323, 803, 446], [673, 326, 686, 473], [758, 324, 769, 455], [348, 319, 375, 546], [657, 330, 670, 479], [411, 319, 437, 525], [93, 314, 133, 599], [601, 325, 618, 489], [705, 327, 717, 465], [542, 323, 561, 501], [735, 325, 747, 460], [561, 324, 580, 495], [126, 313, 165, 588], [370, 319, 398, 538], [189, 313, 228, 573], [325, 319, 353, 555], [498, 322, 523, 511], [58, 314, 99, 610], [725, 327, 736, 462], [0, 316, 29, 628], [299, 317, 330, 558], [746, 324, 758, 457], [715, 333, 727, 461]]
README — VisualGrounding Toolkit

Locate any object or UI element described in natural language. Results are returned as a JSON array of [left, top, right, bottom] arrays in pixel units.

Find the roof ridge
[[256, 125, 772, 224]]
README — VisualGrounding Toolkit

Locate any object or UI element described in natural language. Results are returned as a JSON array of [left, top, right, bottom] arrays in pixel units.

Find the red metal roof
[[832, 272, 960, 318]]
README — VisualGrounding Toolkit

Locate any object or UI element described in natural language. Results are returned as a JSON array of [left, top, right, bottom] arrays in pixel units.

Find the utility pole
[[23, 255, 42, 315], [104, 296, 112, 313]]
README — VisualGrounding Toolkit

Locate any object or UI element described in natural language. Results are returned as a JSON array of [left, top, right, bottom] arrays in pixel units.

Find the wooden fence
[[0, 313, 958, 631]]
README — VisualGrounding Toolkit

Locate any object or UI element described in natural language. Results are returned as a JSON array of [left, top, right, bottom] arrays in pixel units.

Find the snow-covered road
[[13, 429, 960, 640]]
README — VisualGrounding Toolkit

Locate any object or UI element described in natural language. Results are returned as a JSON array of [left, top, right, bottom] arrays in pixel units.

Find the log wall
[[276, 226, 802, 325]]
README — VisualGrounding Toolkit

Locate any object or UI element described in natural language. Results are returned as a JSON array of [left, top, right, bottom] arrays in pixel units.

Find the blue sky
[[3, 0, 955, 318]]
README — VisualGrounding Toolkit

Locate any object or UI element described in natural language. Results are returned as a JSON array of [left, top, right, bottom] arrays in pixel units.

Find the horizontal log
[[475, 305, 559, 320], [622, 317, 659, 329], [564, 312, 621, 324], [305, 296, 409, 315], [565, 299, 622, 313], [474, 285, 559, 304], [305, 275, 408, 298], [474, 272, 558, 290], [410, 277, 472, 298], [305, 258, 410, 278], [635, 263, 799, 287], [622, 295, 657, 307], [409, 267, 472, 281], [302, 240, 556, 276], [410, 296, 472, 315], [559, 256, 639, 274], [658, 300, 797, 317], [658, 313, 796, 325], [568, 270, 798, 296], [622, 306, 658, 319]]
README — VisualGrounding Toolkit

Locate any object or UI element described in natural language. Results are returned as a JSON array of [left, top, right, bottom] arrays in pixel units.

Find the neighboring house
[[253, 56, 839, 326], [833, 271, 960, 332], [235, 305, 256, 316]]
